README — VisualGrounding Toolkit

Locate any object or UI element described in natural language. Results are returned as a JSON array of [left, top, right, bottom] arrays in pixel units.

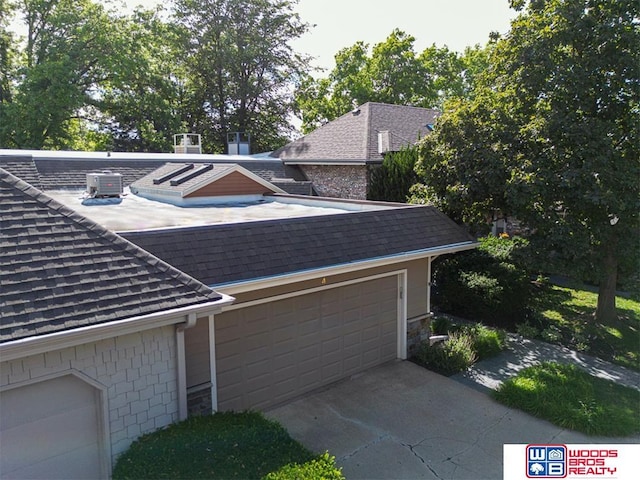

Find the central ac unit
[[87, 172, 123, 197]]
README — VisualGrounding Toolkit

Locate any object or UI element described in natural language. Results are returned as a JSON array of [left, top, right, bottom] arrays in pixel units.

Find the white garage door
[[216, 275, 399, 411], [0, 374, 104, 479]]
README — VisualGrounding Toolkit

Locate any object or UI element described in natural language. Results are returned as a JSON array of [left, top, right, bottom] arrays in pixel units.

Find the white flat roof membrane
[[47, 188, 365, 232]]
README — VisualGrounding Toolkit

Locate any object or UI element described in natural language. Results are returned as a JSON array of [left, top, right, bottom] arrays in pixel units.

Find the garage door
[[216, 275, 399, 411], [0, 375, 104, 479]]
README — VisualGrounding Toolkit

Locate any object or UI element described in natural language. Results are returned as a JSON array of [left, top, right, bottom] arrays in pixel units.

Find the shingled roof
[[0, 152, 311, 194], [121, 206, 474, 287], [0, 168, 223, 343], [272, 102, 439, 164]]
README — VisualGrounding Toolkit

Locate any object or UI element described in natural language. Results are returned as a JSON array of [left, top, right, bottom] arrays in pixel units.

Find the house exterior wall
[[227, 259, 429, 318], [0, 325, 178, 465], [299, 165, 369, 199], [184, 259, 432, 415]]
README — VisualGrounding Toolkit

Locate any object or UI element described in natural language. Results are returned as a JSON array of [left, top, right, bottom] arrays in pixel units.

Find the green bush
[[415, 330, 478, 375], [432, 236, 532, 327], [113, 412, 315, 480], [460, 323, 506, 360], [415, 322, 506, 375], [430, 316, 452, 335], [264, 452, 344, 480]]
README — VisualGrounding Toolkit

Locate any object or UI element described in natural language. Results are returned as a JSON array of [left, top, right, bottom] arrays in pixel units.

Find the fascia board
[[0, 295, 235, 362], [213, 242, 478, 295]]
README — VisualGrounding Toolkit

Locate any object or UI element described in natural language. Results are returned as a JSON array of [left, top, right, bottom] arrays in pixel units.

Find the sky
[[290, 0, 517, 72], [8, 0, 517, 73]]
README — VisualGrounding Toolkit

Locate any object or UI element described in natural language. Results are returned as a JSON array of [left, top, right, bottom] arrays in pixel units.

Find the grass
[[527, 283, 640, 371], [493, 362, 640, 437], [112, 412, 343, 480]]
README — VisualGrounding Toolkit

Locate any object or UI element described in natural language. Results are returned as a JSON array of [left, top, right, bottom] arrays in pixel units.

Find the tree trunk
[[595, 243, 618, 323]]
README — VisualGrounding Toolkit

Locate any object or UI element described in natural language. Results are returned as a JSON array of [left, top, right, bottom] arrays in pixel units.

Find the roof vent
[[86, 172, 123, 198], [170, 164, 214, 186], [153, 164, 194, 185], [174, 133, 202, 154]]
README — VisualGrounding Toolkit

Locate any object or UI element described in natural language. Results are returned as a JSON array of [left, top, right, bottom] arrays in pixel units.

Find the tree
[[0, 0, 14, 106], [295, 30, 483, 133], [97, 7, 187, 152], [0, 0, 128, 149], [368, 147, 419, 203], [416, 0, 640, 322], [173, 0, 310, 153]]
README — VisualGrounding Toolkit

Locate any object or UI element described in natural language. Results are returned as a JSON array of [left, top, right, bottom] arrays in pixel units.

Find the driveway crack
[[402, 441, 444, 479]]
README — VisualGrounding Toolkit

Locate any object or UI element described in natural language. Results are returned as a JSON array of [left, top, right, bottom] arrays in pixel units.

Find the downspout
[[176, 313, 198, 421]]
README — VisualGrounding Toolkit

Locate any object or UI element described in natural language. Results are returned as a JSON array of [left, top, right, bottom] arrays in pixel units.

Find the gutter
[[0, 294, 235, 363], [212, 242, 477, 295]]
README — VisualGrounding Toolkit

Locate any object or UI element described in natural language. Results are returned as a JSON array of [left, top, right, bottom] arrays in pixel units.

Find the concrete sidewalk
[[267, 361, 639, 480], [452, 334, 640, 393]]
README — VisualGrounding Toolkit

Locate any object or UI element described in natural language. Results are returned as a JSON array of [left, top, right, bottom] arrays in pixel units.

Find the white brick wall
[[0, 325, 178, 464]]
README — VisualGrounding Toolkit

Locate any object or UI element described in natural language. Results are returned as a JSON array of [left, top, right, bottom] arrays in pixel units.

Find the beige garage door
[[216, 275, 399, 411], [0, 375, 104, 479]]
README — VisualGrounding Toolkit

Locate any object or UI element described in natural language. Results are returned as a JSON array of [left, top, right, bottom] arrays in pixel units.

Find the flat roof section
[[46, 189, 392, 232]]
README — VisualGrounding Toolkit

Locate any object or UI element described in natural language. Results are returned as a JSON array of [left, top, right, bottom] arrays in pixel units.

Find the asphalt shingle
[[272, 102, 439, 162], [0, 168, 222, 343], [121, 206, 474, 287]]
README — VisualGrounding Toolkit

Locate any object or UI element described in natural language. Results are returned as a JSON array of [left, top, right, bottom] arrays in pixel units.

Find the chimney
[[378, 131, 391, 154]]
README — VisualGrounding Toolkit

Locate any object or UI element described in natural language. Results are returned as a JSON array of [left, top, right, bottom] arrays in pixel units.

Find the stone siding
[[187, 384, 213, 416], [300, 165, 369, 199], [407, 314, 433, 357], [0, 326, 178, 465]]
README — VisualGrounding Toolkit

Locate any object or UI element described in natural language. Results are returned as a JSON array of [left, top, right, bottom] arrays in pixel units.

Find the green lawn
[[493, 362, 640, 436], [112, 412, 343, 480], [529, 283, 640, 371]]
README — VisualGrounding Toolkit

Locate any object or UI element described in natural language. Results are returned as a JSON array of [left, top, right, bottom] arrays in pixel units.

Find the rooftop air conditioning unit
[[86, 172, 123, 198]]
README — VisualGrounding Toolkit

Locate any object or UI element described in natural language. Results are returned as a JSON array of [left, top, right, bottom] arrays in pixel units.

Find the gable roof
[[130, 162, 286, 200], [121, 206, 474, 287], [0, 168, 223, 343], [272, 102, 439, 164]]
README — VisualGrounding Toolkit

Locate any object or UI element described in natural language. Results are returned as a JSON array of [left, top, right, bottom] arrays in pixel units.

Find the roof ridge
[[0, 168, 220, 301]]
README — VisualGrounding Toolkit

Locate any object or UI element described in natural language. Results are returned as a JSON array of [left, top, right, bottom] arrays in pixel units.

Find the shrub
[[264, 452, 344, 480], [415, 330, 478, 375], [430, 316, 452, 335], [461, 323, 506, 360], [432, 236, 532, 327]]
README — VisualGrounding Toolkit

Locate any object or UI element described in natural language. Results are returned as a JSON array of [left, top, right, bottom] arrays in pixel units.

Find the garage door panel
[[245, 359, 272, 381], [0, 375, 103, 479], [215, 275, 399, 411]]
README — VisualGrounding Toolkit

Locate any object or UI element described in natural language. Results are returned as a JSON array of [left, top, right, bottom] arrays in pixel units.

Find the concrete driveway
[[266, 361, 638, 480]]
